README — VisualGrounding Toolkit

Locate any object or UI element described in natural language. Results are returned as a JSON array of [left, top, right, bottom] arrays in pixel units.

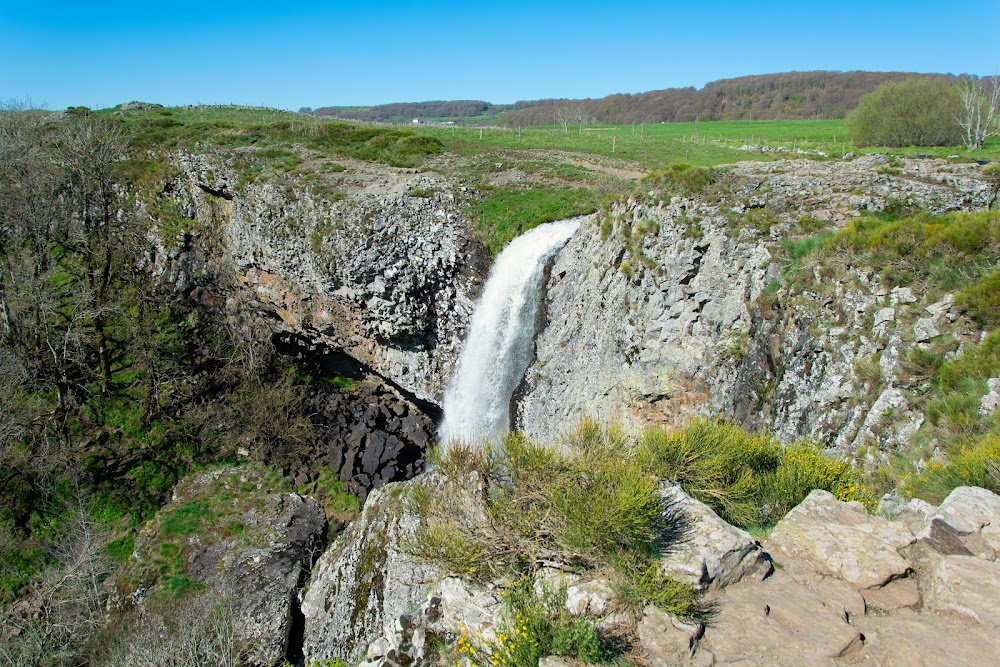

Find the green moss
[[349, 522, 389, 652]]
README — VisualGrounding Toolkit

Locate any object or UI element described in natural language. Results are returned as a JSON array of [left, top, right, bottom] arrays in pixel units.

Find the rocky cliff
[[301, 473, 1000, 666], [147, 151, 487, 405], [517, 156, 992, 457]]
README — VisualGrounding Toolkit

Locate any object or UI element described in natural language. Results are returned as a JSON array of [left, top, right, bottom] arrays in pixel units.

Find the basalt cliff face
[[124, 149, 995, 666], [147, 151, 487, 406], [144, 151, 991, 458], [517, 156, 992, 455]]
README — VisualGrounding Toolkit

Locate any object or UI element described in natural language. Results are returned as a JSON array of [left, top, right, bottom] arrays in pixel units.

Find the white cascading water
[[439, 219, 581, 444]]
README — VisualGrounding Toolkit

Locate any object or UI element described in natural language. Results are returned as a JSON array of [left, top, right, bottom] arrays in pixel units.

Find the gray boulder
[[925, 485, 1000, 557], [925, 555, 1000, 626], [659, 484, 772, 590], [698, 570, 863, 665], [766, 490, 914, 588]]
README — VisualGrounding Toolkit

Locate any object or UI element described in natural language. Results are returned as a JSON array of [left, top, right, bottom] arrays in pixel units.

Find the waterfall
[[439, 219, 581, 444]]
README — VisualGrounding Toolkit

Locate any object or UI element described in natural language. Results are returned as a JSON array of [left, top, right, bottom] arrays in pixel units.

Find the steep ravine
[[129, 150, 995, 665], [148, 150, 992, 460]]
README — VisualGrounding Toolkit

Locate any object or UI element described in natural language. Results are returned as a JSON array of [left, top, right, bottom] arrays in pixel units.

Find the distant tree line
[[303, 72, 973, 127], [501, 71, 961, 126], [311, 100, 496, 121]]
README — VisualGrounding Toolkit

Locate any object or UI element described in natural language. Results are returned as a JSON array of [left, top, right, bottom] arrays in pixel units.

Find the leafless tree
[[554, 106, 571, 133], [958, 76, 1000, 150], [0, 487, 111, 666], [93, 592, 244, 667], [573, 104, 586, 134]]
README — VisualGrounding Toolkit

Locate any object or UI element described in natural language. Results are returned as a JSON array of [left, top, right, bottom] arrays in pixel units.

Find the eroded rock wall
[[517, 157, 991, 454], [146, 151, 487, 405]]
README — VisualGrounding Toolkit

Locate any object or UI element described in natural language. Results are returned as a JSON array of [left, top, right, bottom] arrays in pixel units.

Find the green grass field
[[92, 105, 1000, 171], [84, 105, 998, 254], [411, 119, 1000, 169]]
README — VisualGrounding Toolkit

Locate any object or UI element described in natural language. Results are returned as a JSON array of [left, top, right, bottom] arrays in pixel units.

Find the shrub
[[638, 420, 781, 527], [639, 420, 876, 528], [939, 330, 1000, 393], [765, 442, 877, 519], [454, 577, 607, 667], [642, 163, 718, 195], [847, 78, 963, 147], [904, 435, 1000, 503], [957, 268, 1000, 326], [817, 211, 1000, 292], [408, 423, 700, 618]]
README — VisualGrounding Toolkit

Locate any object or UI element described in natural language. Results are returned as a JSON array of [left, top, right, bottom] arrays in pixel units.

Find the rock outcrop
[[130, 467, 327, 666], [516, 156, 990, 453], [307, 377, 435, 505], [659, 483, 773, 590], [302, 479, 1000, 667], [766, 490, 914, 588], [147, 151, 487, 405]]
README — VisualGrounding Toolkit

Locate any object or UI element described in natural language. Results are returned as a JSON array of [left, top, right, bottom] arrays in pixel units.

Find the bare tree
[[92, 592, 245, 667], [554, 106, 570, 133], [958, 76, 1000, 150]]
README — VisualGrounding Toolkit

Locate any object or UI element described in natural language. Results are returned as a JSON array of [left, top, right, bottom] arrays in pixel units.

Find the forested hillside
[[309, 99, 503, 122], [307, 71, 964, 127], [503, 71, 959, 125]]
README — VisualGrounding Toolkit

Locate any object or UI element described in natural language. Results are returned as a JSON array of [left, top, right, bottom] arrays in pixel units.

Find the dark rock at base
[[309, 377, 435, 501]]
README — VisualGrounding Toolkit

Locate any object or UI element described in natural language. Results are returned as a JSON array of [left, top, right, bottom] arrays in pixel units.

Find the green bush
[[904, 435, 1000, 503], [957, 268, 1000, 326], [847, 78, 962, 147], [939, 330, 1000, 393], [818, 211, 1000, 291], [639, 420, 875, 528], [766, 443, 877, 519], [409, 423, 700, 618], [642, 163, 718, 196], [454, 578, 607, 666], [638, 420, 781, 527]]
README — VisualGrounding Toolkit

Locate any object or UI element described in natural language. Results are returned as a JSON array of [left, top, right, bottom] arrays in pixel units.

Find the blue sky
[[2, 1, 998, 110]]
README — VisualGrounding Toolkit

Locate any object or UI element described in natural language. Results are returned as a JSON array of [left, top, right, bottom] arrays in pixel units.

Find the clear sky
[[2, 0, 998, 111]]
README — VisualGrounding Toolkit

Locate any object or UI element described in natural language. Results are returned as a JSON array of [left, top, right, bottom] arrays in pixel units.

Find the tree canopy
[[847, 78, 963, 147]]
